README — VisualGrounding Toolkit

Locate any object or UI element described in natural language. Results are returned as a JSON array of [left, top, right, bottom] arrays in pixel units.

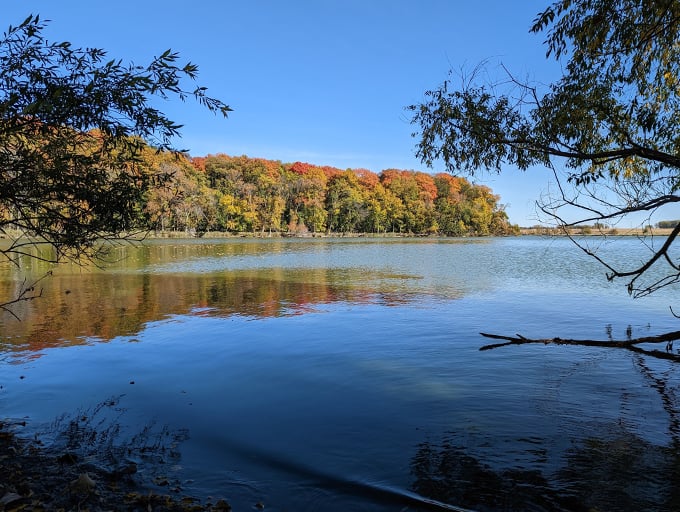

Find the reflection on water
[[412, 429, 680, 512], [411, 349, 680, 511], [0, 269, 426, 358], [2, 237, 680, 511], [0, 238, 470, 361]]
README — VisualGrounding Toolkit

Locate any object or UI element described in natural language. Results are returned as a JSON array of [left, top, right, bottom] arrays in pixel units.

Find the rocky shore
[[0, 421, 233, 512]]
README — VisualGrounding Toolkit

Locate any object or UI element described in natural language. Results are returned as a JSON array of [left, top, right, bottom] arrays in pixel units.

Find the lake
[[2, 236, 680, 511]]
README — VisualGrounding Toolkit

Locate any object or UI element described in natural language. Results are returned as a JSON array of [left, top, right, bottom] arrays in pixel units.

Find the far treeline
[[139, 150, 519, 236], [655, 220, 680, 229]]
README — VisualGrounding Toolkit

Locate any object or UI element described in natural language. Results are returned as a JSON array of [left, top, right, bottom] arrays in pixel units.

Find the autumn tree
[[285, 164, 328, 233], [355, 169, 389, 233], [433, 174, 467, 236], [379, 170, 438, 233], [251, 159, 286, 235], [204, 155, 257, 232], [141, 152, 513, 237], [410, 0, 680, 296], [354, 168, 380, 190], [143, 150, 218, 233], [142, 152, 187, 232], [362, 185, 390, 233], [325, 170, 367, 233]]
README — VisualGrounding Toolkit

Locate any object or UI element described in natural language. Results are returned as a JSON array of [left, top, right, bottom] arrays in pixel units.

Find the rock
[[109, 462, 137, 480], [0, 492, 22, 506], [153, 475, 170, 486], [15, 481, 31, 496], [214, 499, 232, 511], [57, 452, 78, 464], [69, 472, 96, 494]]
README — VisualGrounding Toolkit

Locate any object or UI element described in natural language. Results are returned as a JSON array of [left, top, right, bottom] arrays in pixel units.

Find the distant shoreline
[[145, 228, 676, 238], [518, 226, 675, 237], [1, 228, 675, 243]]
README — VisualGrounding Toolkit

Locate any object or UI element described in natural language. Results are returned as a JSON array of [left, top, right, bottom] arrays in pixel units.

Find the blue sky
[[5, 2, 561, 226]]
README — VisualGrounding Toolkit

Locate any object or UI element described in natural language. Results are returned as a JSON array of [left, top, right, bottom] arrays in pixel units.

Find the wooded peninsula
[[138, 151, 518, 237]]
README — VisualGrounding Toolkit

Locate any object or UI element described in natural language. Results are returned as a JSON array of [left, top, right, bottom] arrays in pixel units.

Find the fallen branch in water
[[479, 330, 680, 362]]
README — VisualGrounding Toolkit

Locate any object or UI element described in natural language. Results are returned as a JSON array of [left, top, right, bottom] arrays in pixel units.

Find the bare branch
[[480, 330, 680, 362], [0, 271, 52, 320]]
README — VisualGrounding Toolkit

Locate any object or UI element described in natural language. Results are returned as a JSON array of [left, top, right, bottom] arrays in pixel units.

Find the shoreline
[[146, 227, 678, 239], [0, 420, 231, 511], [1, 227, 676, 243]]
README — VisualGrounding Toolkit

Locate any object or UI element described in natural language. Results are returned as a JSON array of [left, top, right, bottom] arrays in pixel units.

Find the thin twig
[[0, 271, 53, 320]]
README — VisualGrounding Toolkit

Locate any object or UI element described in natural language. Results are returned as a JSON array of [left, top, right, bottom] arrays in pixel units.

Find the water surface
[[1, 236, 679, 511]]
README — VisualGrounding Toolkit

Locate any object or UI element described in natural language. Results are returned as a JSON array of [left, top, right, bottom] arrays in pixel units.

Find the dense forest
[[139, 150, 518, 236]]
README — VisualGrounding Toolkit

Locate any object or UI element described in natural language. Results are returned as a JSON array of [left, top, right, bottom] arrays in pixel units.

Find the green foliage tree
[[409, 0, 680, 296], [0, 15, 230, 268], [325, 171, 367, 233], [656, 220, 680, 229]]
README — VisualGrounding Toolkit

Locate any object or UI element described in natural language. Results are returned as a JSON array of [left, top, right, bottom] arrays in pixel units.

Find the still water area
[[2, 236, 680, 511]]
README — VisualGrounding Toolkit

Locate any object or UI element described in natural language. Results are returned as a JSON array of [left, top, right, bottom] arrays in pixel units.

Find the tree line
[[139, 151, 518, 236]]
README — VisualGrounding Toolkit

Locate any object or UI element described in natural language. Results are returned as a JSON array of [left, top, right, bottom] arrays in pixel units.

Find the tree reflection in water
[[411, 354, 680, 512], [412, 431, 680, 511]]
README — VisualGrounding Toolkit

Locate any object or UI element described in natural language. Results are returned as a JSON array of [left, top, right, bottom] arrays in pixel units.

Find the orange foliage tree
[[138, 153, 516, 236]]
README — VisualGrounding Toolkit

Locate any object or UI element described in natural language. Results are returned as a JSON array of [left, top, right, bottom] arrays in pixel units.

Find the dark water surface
[[2, 236, 680, 511]]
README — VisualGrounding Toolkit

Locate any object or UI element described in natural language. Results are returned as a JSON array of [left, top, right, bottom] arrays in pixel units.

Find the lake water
[[2, 236, 680, 511]]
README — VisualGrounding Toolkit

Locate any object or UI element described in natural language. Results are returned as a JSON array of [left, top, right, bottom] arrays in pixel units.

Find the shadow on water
[[410, 432, 680, 512], [410, 352, 680, 512], [23, 392, 680, 512], [23, 396, 472, 512], [44, 394, 680, 512], [206, 435, 474, 512], [6, 336, 680, 511], [41, 395, 190, 488]]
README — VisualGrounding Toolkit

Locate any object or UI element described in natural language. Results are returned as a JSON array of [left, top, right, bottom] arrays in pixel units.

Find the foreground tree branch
[[0, 15, 230, 268], [480, 330, 680, 362], [538, 169, 680, 297]]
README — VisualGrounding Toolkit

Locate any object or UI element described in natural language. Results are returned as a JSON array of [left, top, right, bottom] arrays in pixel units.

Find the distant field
[[519, 226, 676, 236]]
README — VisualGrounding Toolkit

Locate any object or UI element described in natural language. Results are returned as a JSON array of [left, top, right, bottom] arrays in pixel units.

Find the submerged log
[[479, 330, 680, 362]]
